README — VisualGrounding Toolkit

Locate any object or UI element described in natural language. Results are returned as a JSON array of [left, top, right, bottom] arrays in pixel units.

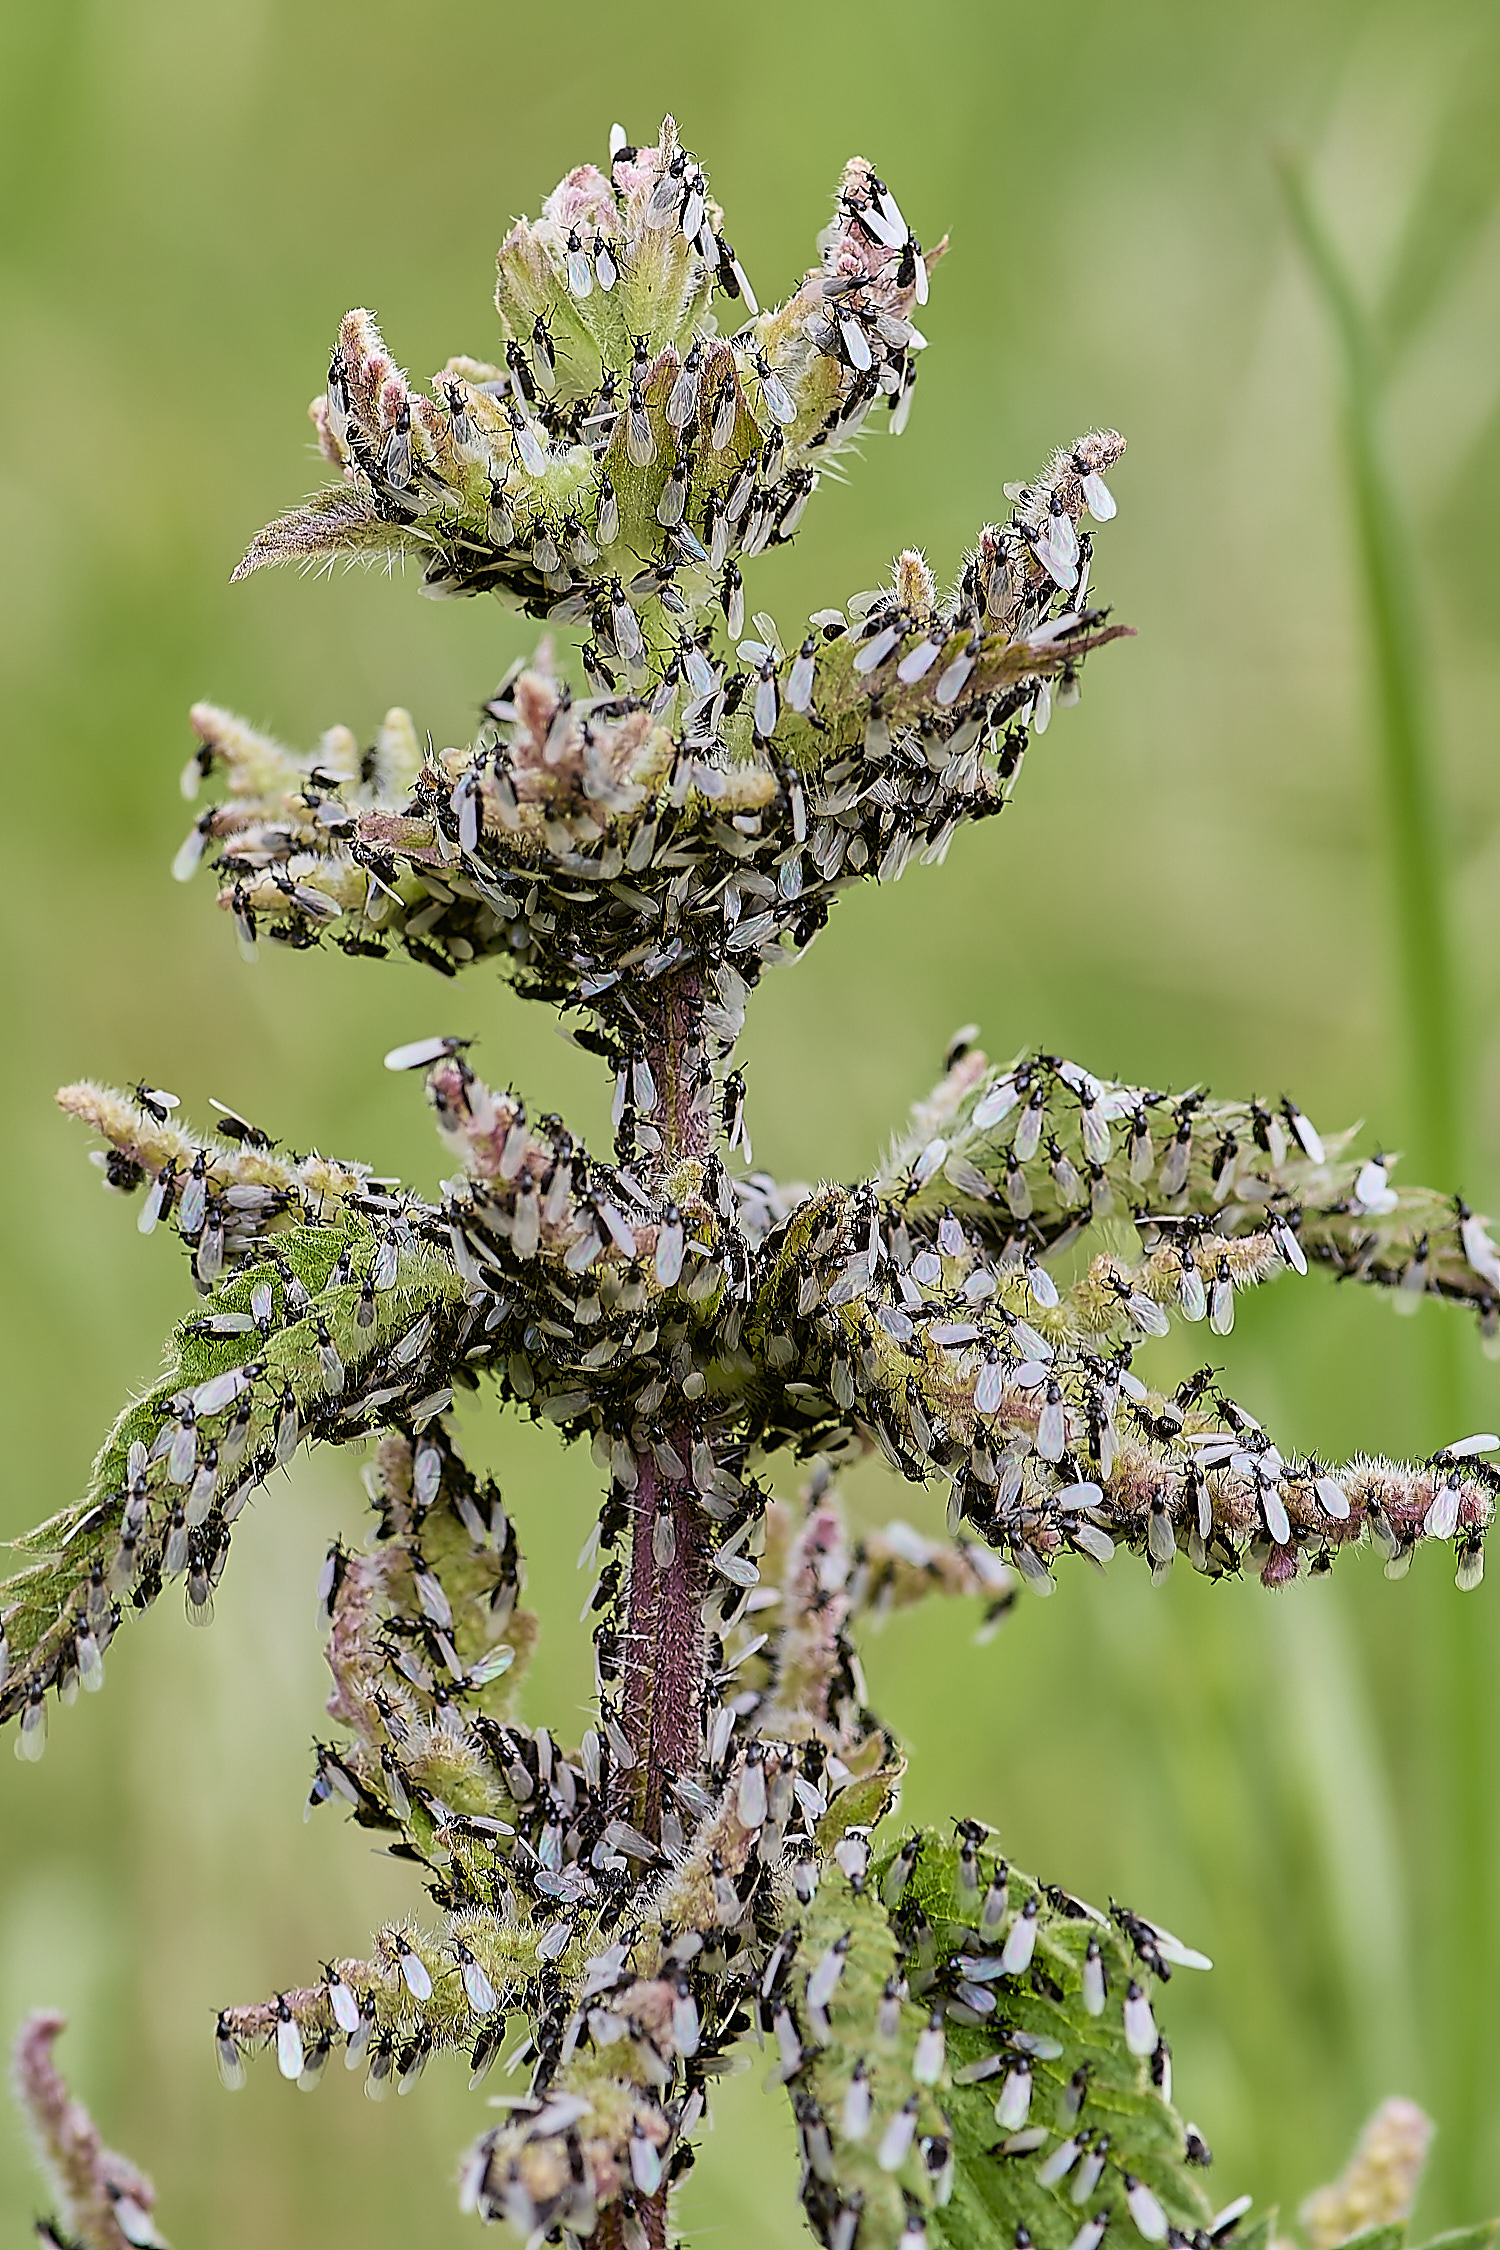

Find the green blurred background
[[5, 0, 1500, 2242]]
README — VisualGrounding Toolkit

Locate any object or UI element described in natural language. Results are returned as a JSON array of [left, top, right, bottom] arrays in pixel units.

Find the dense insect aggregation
[[8, 115, 1500, 2250]]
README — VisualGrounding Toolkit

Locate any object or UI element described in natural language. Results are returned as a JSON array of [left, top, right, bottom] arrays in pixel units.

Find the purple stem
[[609, 974, 716, 1841], [618, 1435, 708, 1844]]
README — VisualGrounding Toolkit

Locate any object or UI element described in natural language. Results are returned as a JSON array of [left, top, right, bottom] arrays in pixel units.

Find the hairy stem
[[630, 970, 712, 1167], [13, 2012, 157, 2250], [612, 971, 716, 1848], [598, 2195, 669, 2250], [618, 1435, 709, 1843]]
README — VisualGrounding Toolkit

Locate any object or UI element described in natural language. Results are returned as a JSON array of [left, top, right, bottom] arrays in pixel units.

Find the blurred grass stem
[[1282, 152, 1488, 2220], [1279, 157, 1460, 1190]]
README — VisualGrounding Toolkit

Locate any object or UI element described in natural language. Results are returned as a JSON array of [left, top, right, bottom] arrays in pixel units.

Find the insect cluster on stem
[[7, 112, 1500, 2250]]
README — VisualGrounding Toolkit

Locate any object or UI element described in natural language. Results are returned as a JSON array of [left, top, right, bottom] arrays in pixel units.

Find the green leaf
[[5, 1503, 98, 1557], [893, 1830, 1215, 2250], [0, 1215, 464, 1735], [814, 1762, 903, 1856], [1332, 2227, 1407, 2250], [780, 1854, 950, 2250], [232, 484, 414, 581], [1414, 2226, 1500, 2250], [774, 1824, 1224, 2250]]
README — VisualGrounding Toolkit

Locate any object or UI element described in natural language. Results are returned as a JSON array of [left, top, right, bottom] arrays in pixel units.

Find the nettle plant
[[6, 114, 1500, 2250]]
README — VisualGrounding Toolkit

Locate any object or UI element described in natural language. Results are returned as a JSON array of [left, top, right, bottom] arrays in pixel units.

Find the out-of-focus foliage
[[3, 2, 1500, 2245]]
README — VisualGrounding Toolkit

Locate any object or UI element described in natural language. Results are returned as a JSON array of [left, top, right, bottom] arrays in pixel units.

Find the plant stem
[[636, 971, 713, 1165], [609, 975, 716, 1846], [597, 2193, 668, 2250], [618, 1434, 709, 1843], [1279, 157, 1461, 1189]]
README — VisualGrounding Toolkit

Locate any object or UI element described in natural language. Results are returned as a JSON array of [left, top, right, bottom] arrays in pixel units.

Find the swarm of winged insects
[[7, 113, 1500, 2250]]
